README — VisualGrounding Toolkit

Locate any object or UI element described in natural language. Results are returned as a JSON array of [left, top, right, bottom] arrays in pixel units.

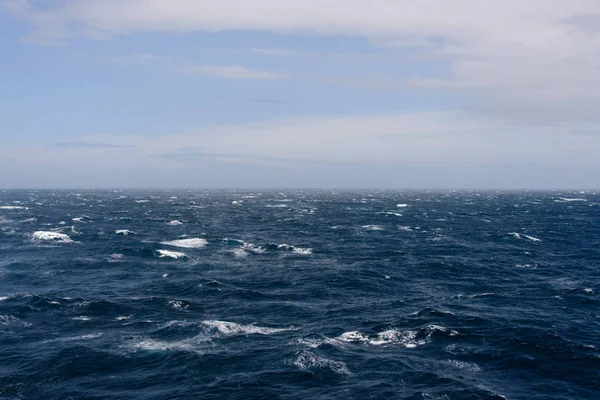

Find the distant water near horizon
[[1, 189, 599, 399]]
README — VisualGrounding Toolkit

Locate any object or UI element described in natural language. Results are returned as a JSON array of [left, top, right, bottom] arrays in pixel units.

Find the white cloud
[[43, 111, 600, 167], [2, 110, 599, 187], [249, 48, 296, 56], [181, 64, 285, 80], [6, 0, 600, 125]]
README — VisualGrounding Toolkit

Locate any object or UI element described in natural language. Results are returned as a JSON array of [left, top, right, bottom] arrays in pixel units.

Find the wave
[[201, 320, 293, 335], [362, 225, 384, 231], [42, 333, 103, 343], [0, 206, 27, 210], [160, 238, 208, 248], [32, 231, 73, 243], [396, 204, 408, 208], [156, 250, 187, 259], [555, 197, 587, 202], [277, 244, 313, 255], [299, 325, 458, 349], [224, 239, 311, 255], [231, 248, 249, 258], [378, 211, 403, 216], [115, 229, 135, 235], [508, 232, 542, 242], [291, 350, 351, 376], [167, 220, 183, 226], [0, 315, 32, 327]]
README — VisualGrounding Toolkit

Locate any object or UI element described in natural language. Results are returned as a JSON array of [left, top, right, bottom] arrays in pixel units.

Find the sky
[[1, 0, 600, 188]]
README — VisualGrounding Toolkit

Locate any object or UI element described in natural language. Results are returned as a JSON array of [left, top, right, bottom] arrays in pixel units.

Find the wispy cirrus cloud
[[96, 53, 165, 65], [47, 141, 136, 149], [180, 65, 286, 80]]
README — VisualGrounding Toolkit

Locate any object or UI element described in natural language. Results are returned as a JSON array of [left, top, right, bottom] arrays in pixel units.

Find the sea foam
[[32, 231, 73, 243], [160, 238, 208, 248], [156, 250, 187, 259]]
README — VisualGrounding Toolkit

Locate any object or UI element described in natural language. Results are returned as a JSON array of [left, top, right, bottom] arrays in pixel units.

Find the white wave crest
[[291, 350, 351, 375], [202, 320, 293, 335], [156, 250, 187, 259], [0, 315, 32, 327], [125, 333, 214, 354], [556, 197, 587, 202], [0, 206, 27, 210], [115, 229, 135, 235], [32, 231, 73, 243], [42, 333, 102, 343], [71, 316, 92, 321], [292, 247, 313, 255], [396, 204, 408, 208], [167, 220, 183, 226], [160, 238, 208, 248], [508, 232, 541, 242], [362, 225, 384, 231], [231, 248, 249, 258], [277, 244, 313, 255]]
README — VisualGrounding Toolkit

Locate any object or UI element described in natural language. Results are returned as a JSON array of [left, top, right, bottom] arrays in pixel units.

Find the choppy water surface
[[1, 190, 599, 399]]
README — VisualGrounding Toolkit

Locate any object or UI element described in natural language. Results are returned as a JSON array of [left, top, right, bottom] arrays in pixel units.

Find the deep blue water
[[1, 189, 599, 400]]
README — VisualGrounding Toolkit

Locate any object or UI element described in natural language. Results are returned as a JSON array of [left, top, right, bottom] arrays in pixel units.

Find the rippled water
[[1, 190, 599, 399]]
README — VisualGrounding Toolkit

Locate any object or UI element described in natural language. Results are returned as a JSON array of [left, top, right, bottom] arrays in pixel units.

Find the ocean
[[0, 189, 598, 399]]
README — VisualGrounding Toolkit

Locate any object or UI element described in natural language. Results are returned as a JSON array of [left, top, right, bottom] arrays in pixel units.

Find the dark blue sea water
[[1, 190, 599, 399]]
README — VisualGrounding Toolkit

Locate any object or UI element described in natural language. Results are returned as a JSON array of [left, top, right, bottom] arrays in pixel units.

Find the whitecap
[[71, 316, 92, 321], [168, 300, 188, 310], [0, 206, 27, 210], [156, 250, 187, 259], [292, 247, 313, 255], [378, 211, 402, 216], [201, 320, 293, 335], [522, 234, 542, 242], [440, 359, 482, 372], [0, 315, 32, 327], [398, 226, 413, 231], [125, 334, 211, 354], [116, 229, 135, 235], [115, 316, 131, 321], [362, 225, 384, 231], [135, 200, 150, 203], [277, 244, 313, 255], [556, 197, 587, 202], [396, 204, 408, 208], [231, 248, 249, 258], [167, 220, 183, 226], [160, 238, 208, 248], [291, 350, 351, 375], [42, 333, 102, 343], [32, 231, 73, 243]]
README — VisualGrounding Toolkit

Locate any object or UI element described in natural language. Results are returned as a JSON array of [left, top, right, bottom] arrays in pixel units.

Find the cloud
[[181, 65, 285, 80], [56, 110, 599, 168], [3, 110, 600, 187], [47, 141, 136, 149], [7, 0, 600, 125], [249, 48, 296, 56], [96, 53, 164, 65]]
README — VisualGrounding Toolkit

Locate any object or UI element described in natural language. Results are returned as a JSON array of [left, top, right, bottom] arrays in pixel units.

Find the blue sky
[[1, 1, 600, 188]]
